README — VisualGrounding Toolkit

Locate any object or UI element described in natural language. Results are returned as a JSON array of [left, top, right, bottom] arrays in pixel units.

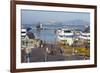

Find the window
[[64, 30, 71, 33]]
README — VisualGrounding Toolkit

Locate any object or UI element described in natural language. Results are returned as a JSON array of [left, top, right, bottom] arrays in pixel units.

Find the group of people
[[41, 43, 64, 56]]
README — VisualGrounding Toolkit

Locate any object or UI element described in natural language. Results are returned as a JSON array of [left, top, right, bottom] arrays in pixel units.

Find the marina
[[21, 9, 90, 63], [21, 23, 90, 63]]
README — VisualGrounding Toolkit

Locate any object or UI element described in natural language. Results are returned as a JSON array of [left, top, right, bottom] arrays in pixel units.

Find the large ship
[[57, 28, 90, 46], [57, 29, 74, 46]]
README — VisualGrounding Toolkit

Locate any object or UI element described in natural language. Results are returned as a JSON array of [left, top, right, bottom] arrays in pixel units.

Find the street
[[21, 44, 89, 63]]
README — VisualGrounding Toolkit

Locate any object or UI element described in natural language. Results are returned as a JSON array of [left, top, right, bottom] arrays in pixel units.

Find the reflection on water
[[33, 29, 57, 43]]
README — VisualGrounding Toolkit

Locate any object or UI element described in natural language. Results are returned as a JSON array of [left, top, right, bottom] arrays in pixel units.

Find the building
[[21, 28, 41, 49]]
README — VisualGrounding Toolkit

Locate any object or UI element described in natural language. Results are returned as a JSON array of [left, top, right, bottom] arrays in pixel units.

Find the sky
[[21, 9, 90, 25]]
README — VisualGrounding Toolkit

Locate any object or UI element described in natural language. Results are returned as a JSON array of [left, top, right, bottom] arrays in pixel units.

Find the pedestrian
[[59, 48, 63, 55], [24, 48, 32, 62]]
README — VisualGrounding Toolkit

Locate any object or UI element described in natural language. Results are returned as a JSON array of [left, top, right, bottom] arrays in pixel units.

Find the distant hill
[[62, 20, 90, 26], [22, 19, 90, 32]]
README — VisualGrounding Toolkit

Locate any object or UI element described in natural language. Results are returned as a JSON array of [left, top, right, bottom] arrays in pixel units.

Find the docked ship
[[56, 28, 90, 46], [57, 29, 74, 46]]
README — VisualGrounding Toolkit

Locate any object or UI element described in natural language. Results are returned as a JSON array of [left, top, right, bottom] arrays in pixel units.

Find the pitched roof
[[26, 32, 35, 39]]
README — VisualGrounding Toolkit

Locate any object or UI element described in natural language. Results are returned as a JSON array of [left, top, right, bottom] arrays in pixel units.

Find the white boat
[[57, 29, 74, 46], [79, 32, 90, 40], [56, 28, 90, 46], [21, 28, 27, 37]]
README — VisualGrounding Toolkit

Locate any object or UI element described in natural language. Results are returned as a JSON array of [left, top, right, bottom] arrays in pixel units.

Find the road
[[21, 46, 89, 63], [29, 47, 67, 62]]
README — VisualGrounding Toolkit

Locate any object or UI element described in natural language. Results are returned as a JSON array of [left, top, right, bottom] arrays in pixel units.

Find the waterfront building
[[21, 28, 41, 49]]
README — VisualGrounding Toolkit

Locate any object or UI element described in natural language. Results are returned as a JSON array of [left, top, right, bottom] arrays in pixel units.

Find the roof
[[26, 32, 35, 39]]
